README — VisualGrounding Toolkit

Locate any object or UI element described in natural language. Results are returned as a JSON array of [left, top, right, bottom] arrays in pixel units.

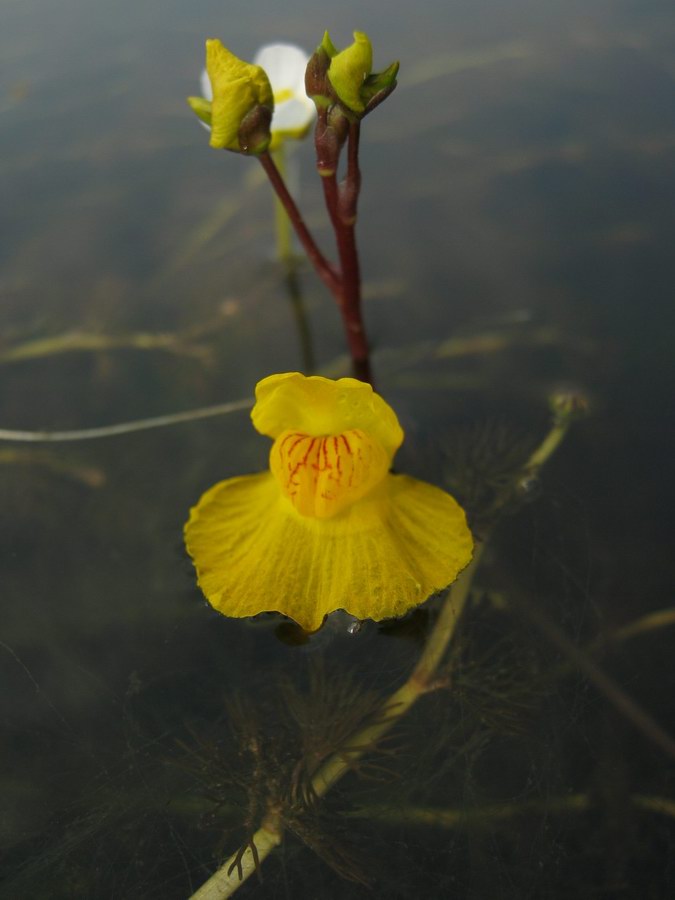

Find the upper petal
[[253, 43, 309, 94], [252, 373, 403, 463]]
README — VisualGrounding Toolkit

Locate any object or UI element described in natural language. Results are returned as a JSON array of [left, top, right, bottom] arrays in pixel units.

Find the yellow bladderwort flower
[[185, 373, 473, 633], [187, 39, 274, 153]]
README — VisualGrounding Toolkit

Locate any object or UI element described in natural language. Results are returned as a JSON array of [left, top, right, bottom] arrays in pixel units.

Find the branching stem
[[258, 152, 340, 296], [319, 122, 370, 380]]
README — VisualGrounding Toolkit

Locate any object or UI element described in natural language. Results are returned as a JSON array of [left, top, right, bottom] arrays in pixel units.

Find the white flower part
[[196, 68, 213, 132], [200, 68, 212, 102], [253, 43, 315, 139]]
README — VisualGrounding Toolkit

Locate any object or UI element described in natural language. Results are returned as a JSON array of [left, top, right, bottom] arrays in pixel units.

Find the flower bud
[[311, 30, 399, 119], [549, 388, 589, 424], [187, 39, 273, 154], [304, 32, 334, 107], [238, 103, 273, 154], [327, 31, 372, 114], [361, 61, 399, 114]]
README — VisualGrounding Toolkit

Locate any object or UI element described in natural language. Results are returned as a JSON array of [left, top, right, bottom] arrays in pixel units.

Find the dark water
[[2, 0, 675, 897]]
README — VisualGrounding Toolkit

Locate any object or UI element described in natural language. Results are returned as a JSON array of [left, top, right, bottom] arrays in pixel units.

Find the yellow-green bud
[[549, 389, 589, 423], [305, 36, 333, 108], [361, 61, 399, 112], [327, 31, 372, 114], [188, 39, 274, 153], [320, 31, 339, 59], [186, 96, 213, 127]]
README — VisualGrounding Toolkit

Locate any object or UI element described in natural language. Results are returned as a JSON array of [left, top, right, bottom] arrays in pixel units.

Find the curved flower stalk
[[185, 373, 473, 632], [196, 42, 315, 149]]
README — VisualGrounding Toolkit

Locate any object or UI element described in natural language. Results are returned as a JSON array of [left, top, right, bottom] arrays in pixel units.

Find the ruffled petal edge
[[184, 472, 473, 633]]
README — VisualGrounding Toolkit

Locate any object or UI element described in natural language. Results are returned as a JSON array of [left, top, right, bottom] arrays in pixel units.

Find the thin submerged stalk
[[349, 793, 675, 828], [271, 145, 293, 264], [283, 265, 317, 374], [310, 544, 483, 799], [270, 146, 317, 372]]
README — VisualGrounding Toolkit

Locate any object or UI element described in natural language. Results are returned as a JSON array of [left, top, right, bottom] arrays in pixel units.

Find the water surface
[[2, 0, 675, 896]]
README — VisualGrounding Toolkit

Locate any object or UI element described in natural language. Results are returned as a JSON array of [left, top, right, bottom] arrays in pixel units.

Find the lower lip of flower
[[270, 427, 390, 519]]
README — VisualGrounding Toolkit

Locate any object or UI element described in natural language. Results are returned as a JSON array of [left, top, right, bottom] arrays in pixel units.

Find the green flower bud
[[304, 35, 333, 108], [314, 30, 399, 118], [327, 31, 372, 114], [186, 95, 213, 128], [187, 39, 274, 153], [320, 31, 339, 59]]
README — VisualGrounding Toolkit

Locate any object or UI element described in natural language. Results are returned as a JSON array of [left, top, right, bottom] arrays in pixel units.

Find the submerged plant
[[168, 25, 666, 900], [184, 395, 587, 898], [185, 372, 473, 632]]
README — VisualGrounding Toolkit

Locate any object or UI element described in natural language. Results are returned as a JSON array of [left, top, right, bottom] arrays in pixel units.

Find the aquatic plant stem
[[268, 146, 317, 370], [260, 148, 370, 379], [258, 151, 340, 296], [515, 589, 675, 762], [309, 398, 579, 801], [594, 607, 675, 648], [310, 544, 483, 800], [283, 265, 317, 373], [510, 397, 675, 762], [350, 793, 675, 827], [271, 146, 293, 263], [319, 122, 371, 382], [525, 415, 570, 471], [0, 398, 253, 442]]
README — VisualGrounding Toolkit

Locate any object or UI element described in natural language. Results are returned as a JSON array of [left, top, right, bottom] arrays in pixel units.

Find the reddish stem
[[261, 118, 371, 383], [258, 152, 340, 296], [318, 122, 371, 380], [342, 121, 361, 222]]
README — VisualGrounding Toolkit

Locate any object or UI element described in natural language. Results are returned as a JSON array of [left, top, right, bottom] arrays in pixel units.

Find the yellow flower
[[184, 373, 473, 633], [187, 39, 274, 152]]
